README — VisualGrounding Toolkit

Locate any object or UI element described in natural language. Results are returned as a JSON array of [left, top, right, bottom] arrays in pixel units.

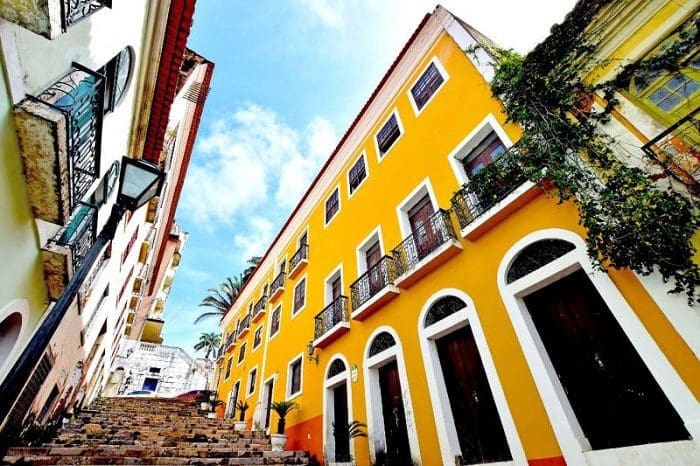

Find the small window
[[325, 187, 340, 224], [270, 306, 281, 338], [293, 278, 306, 315], [149, 367, 161, 374], [238, 342, 247, 364], [287, 357, 303, 398], [89, 160, 120, 207], [100, 47, 134, 115], [348, 154, 367, 194], [411, 61, 446, 111], [462, 131, 506, 176], [224, 357, 233, 379], [376, 113, 402, 157], [253, 326, 262, 349], [247, 367, 257, 396]]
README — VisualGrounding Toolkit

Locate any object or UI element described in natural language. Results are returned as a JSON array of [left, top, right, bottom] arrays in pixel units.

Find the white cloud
[[181, 103, 337, 226], [295, 0, 344, 30], [233, 216, 275, 262]]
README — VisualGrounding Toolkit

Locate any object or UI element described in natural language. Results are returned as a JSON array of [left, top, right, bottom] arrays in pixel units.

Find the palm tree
[[193, 332, 221, 359], [242, 256, 262, 284], [194, 275, 243, 324]]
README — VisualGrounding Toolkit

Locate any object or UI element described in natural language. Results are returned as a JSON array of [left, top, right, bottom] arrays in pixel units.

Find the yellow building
[[216, 4, 699, 466]]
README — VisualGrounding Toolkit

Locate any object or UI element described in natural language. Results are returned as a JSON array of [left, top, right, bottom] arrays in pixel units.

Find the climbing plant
[[480, 0, 700, 301]]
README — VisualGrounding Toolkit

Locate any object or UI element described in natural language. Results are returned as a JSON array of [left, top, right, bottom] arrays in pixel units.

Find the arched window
[[424, 296, 466, 327], [506, 239, 575, 284], [327, 359, 347, 379], [368, 331, 396, 357], [0, 312, 22, 368], [101, 46, 134, 114]]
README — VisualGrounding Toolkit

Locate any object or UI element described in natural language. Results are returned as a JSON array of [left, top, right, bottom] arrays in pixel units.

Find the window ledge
[[351, 286, 400, 321], [395, 240, 462, 289], [251, 308, 266, 323], [288, 259, 308, 280], [313, 322, 350, 349], [269, 286, 284, 302]]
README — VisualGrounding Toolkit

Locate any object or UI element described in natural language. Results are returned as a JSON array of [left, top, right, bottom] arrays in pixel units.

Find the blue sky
[[161, 0, 578, 355]]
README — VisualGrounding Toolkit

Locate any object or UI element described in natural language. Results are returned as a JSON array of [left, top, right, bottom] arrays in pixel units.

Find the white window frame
[[417, 289, 526, 465], [286, 353, 304, 400], [269, 304, 282, 341], [323, 263, 344, 306], [322, 354, 354, 463], [395, 177, 439, 239], [237, 341, 247, 366], [374, 109, 404, 162], [292, 274, 307, 318], [355, 226, 385, 276], [407, 56, 450, 116], [347, 152, 370, 198], [323, 185, 342, 228], [252, 325, 263, 351], [497, 228, 700, 466], [246, 365, 258, 398]]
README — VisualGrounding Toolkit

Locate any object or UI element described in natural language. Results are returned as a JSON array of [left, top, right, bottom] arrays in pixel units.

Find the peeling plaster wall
[[0, 0, 52, 39]]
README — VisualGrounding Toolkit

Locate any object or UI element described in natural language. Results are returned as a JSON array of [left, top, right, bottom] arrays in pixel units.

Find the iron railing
[[237, 313, 251, 339], [224, 332, 236, 349], [391, 209, 457, 277], [271, 270, 285, 295], [450, 148, 527, 229], [253, 294, 267, 317], [29, 63, 104, 213], [350, 256, 397, 311], [49, 203, 98, 272], [314, 296, 349, 340], [61, 0, 112, 31], [641, 107, 700, 193], [289, 244, 309, 272]]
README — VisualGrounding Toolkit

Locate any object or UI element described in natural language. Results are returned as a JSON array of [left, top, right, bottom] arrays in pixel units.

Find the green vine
[[483, 0, 700, 302]]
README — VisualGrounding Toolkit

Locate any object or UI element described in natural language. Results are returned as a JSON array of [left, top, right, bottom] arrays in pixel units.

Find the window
[[325, 187, 340, 225], [348, 154, 367, 194], [287, 356, 303, 398], [89, 160, 119, 207], [224, 357, 233, 379], [122, 227, 139, 264], [253, 326, 262, 349], [238, 342, 247, 364], [293, 278, 306, 315], [299, 231, 308, 246], [462, 131, 506, 176], [376, 112, 402, 157], [410, 61, 446, 111], [270, 305, 281, 337], [247, 367, 257, 396], [100, 47, 134, 115], [149, 367, 161, 374]]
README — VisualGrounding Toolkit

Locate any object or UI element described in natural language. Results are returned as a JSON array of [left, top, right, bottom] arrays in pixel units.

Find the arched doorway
[[418, 291, 524, 465], [498, 229, 698, 465], [0, 311, 22, 369], [324, 356, 352, 462]]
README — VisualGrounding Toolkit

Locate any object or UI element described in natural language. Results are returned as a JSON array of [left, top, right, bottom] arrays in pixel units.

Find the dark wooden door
[[263, 380, 274, 428], [231, 382, 240, 419], [523, 269, 690, 449], [331, 277, 341, 300], [436, 326, 512, 463], [333, 383, 350, 461], [366, 242, 383, 295], [378, 361, 412, 465], [408, 195, 436, 259]]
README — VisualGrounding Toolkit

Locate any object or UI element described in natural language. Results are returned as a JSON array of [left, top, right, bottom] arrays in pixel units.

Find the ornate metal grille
[[50, 203, 98, 272], [314, 296, 349, 340], [450, 146, 528, 230], [271, 270, 285, 295], [391, 209, 457, 277], [30, 64, 104, 212], [289, 244, 309, 272], [506, 239, 576, 284], [368, 332, 396, 357], [237, 313, 252, 339], [327, 359, 347, 379], [425, 296, 467, 327], [253, 294, 267, 317], [61, 0, 111, 31], [350, 255, 396, 310]]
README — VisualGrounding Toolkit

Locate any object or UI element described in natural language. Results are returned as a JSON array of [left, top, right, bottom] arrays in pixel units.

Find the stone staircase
[[2, 397, 309, 465]]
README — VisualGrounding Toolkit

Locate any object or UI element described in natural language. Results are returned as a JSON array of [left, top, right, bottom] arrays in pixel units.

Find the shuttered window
[[411, 62, 445, 110], [376, 114, 401, 156]]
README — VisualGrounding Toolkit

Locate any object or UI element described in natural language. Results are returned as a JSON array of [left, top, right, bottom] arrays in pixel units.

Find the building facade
[[215, 3, 699, 466], [0, 0, 203, 439]]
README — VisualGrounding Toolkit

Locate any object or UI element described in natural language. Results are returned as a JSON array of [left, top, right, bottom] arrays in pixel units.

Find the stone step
[[3, 455, 309, 465], [7, 446, 296, 458]]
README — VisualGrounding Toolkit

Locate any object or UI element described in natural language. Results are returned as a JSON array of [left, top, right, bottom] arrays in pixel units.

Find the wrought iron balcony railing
[[270, 270, 285, 296], [27, 63, 104, 215], [450, 148, 528, 230], [350, 256, 397, 311], [253, 294, 267, 316], [314, 296, 349, 340], [391, 209, 457, 277], [48, 203, 98, 272], [641, 108, 700, 195], [224, 332, 236, 349], [61, 0, 112, 31], [237, 313, 251, 339], [289, 244, 309, 272]]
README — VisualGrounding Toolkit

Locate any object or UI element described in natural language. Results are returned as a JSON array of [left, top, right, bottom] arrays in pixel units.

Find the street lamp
[[0, 156, 165, 430]]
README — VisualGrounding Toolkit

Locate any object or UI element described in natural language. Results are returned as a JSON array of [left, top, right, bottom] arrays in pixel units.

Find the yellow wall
[[217, 26, 700, 466]]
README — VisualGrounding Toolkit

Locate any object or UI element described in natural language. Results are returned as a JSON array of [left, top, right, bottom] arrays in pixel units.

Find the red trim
[[529, 456, 567, 466], [224, 13, 433, 317]]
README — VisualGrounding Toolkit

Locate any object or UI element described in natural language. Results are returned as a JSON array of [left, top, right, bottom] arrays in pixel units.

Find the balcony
[[269, 271, 286, 301], [224, 332, 236, 352], [350, 256, 400, 321], [313, 296, 350, 349], [641, 108, 700, 196], [0, 0, 111, 39], [391, 209, 462, 289], [14, 64, 104, 225], [450, 148, 539, 240], [237, 313, 252, 339], [41, 203, 97, 300], [252, 295, 268, 323], [288, 244, 309, 279]]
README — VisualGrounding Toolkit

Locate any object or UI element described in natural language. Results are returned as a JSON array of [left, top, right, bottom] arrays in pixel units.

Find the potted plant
[[233, 400, 249, 431], [269, 400, 298, 451], [208, 399, 224, 419], [196, 390, 214, 411], [330, 420, 367, 465]]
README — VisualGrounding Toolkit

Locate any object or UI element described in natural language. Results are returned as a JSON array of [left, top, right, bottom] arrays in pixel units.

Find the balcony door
[[365, 242, 383, 295], [462, 131, 506, 175], [408, 195, 436, 259]]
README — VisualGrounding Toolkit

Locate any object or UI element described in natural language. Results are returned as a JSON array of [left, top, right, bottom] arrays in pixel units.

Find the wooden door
[[523, 269, 690, 449], [408, 195, 436, 259], [333, 383, 350, 461], [263, 380, 274, 429], [366, 242, 383, 294], [378, 361, 412, 465]]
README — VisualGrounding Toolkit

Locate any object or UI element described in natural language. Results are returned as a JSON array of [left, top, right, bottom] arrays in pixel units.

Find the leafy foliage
[[193, 331, 221, 359], [194, 275, 243, 324], [270, 400, 299, 434]]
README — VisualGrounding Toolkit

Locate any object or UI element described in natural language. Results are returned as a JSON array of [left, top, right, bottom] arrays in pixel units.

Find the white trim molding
[[285, 353, 304, 401], [497, 228, 700, 466], [323, 354, 354, 463]]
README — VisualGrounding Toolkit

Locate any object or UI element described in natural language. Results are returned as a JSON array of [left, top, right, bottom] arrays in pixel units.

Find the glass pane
[[122, 163, 159, 199]]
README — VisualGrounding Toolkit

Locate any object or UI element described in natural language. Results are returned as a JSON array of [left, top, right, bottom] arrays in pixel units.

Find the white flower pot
[[200, 402, 211, 411], [207, 412, 217, 419], [234, 421, 247, 431], [270, 433, 287, 451]]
